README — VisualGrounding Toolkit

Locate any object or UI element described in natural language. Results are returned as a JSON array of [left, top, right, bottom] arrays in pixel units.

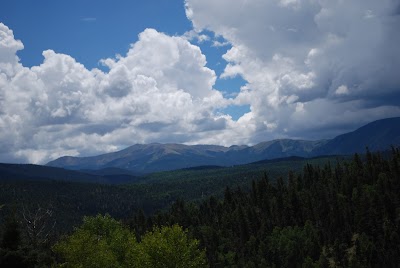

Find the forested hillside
[[0, 156, 338, 232], [1, 149, 399, 267], [130, 148, 400, 267]]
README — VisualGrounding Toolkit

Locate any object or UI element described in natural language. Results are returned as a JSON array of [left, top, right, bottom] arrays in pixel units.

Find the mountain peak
[[47, 117, 400, 173], [313, 117, 400, 155]]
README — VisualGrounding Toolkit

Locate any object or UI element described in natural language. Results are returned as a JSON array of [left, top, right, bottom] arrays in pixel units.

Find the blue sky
[[0, 0, 399, 163], [2, 0, 192, 68], [1, 0, 247, 116]]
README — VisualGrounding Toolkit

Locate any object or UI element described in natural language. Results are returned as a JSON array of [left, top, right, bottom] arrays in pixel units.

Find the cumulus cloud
[[0, 23, 232, 163], [183, 29, 210, 43], [185, 0, 400, 142], [2, 0, 400, 163], [0, 23, 24, 77]]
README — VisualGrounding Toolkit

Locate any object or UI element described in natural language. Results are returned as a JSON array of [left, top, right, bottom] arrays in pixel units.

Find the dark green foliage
[[1, 149, 399, 266], [128, 149, 400, 267], [0, 207, 56, 267], [1, 210, 21, 250], [0, 210, 25, 267], [0, 156, 338, 233]]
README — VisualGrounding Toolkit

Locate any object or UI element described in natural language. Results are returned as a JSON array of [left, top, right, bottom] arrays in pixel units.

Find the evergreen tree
[[0, 209, 25, 267]]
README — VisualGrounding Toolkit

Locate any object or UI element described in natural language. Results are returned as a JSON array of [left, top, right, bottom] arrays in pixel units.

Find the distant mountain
[[313, 117, 400, 155], [47, 144, 231, 173], [47, 117, 400, 173], [47, 140, 325, 173]]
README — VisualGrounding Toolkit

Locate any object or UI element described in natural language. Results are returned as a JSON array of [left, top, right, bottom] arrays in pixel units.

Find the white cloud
[[183, 29, 210, 43], [0, 23, 234, 163], [185, 0, 400, 142], [0, 23, 24, 77], [2, 0, 400, 163], [335, 85, 349, 95], [212, 40, 229, 47]]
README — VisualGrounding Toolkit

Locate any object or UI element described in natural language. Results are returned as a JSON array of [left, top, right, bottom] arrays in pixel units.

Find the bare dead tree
[[21, 204, 56, 247]]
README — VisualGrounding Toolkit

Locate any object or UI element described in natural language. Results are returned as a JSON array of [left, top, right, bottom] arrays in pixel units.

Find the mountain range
[[47, 117, 400, 174]]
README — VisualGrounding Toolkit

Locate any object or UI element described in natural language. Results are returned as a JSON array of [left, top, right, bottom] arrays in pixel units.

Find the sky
[[0, 0, 400, 164]]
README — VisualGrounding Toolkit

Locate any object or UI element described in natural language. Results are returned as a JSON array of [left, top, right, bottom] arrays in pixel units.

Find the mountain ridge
[[47, 117, 400, 173]]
